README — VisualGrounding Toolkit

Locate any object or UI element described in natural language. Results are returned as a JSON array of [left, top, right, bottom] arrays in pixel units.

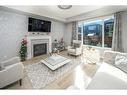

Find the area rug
[[25, 59, 82, 89]]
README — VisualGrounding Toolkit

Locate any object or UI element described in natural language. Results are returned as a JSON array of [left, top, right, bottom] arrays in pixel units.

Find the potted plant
[[19, 38, 27, 61]]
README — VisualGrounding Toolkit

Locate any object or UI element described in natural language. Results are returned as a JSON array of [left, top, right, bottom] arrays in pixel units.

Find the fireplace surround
[[27, 36, 52, 59]]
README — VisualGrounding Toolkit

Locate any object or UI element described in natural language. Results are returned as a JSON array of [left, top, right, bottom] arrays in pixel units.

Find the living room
[[1, 2, 127, 94]]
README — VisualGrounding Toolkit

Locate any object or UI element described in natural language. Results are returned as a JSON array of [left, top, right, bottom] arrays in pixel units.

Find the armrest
[[0, 62, 24, 88], [1, 57, 20, 67], [0, 62, 24, 73]]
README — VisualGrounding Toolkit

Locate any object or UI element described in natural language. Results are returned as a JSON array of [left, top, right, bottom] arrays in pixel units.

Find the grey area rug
[[25, 59, 82, 89]]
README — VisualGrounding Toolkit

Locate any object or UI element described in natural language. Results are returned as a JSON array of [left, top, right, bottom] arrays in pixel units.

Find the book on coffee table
[[41, 55, 71, 70]]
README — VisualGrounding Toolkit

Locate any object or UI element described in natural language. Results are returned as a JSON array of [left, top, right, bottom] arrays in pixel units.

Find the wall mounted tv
[[28, 17, 51, 32]]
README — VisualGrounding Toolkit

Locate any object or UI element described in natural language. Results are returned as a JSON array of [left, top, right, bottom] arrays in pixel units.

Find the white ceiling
[[5, 6, 127, 22], [5, 6, 104, 22]]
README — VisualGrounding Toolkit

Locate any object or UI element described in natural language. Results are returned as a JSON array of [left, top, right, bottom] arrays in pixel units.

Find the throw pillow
[[115, 54, 127, 65], [115, 53, 127, 74], [74, 43, 80, 48]]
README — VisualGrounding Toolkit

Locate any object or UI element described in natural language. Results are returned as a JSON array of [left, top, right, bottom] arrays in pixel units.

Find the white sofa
[[67, 40, 82, 57], [87, 51, 127, 89], [0, 57, 24, 88]]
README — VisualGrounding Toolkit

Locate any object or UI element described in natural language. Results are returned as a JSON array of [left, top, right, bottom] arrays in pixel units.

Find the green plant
[[19, 38, 27, 61]]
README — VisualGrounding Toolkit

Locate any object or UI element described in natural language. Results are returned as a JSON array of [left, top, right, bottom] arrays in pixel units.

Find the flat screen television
[[28, 17, 51, 32]]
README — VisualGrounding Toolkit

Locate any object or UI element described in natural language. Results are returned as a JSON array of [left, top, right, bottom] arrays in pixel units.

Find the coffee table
[[41, 55, 71, 70]]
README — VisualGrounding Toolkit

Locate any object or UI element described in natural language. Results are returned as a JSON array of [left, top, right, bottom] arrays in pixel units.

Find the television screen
[[28, 17, 51, 32]]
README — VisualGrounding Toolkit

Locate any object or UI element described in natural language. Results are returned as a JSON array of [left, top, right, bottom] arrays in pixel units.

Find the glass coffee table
[[41, 54, 71, 70]]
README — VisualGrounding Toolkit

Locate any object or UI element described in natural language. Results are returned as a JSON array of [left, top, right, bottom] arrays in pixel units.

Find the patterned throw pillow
[[115, 53, 127, 74], [115, 54, 127, 65], [73, 43, 80, 48]]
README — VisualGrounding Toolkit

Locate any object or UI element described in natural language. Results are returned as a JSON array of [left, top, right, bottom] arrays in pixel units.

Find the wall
[[51, 21, 66, 42], [66, 9, 127, 53], [0, 10, 66, 61], [67, 6, 127, 22], [63, 23, 72, 46], [0, 10, 28, 61], [121, 11, 127, 53]]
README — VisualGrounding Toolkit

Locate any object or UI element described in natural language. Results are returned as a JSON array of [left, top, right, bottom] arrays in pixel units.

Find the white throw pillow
[[115, 54, 127, 65], [115, 54, 127, 74]]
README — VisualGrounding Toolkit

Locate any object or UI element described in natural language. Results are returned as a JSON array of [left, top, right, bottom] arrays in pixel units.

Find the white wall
[[0, 10, 66, 61], [51, 21, 66, 42], [67, 6, 127, 22], [121, 11, 127, 53], [63, 23, 72, 46], [0, 10, 28, 62]]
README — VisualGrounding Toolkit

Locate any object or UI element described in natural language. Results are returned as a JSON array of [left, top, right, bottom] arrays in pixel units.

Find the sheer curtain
[[112, 12, 123, 52], [71, 21, 78, 45]]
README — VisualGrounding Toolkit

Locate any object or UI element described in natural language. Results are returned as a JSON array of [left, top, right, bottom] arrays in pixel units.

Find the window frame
[[77, 15, 114, 49]]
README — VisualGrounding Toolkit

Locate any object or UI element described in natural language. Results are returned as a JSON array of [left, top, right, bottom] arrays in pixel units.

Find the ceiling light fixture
[[58, 5, 72, 10]]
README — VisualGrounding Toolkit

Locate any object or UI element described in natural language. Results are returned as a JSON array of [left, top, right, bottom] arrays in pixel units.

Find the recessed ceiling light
[[58, 5, 72, 10]]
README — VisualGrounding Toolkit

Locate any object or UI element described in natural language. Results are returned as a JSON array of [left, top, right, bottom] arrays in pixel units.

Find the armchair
[[0, 57, 24, 88], [67, 40, 82, 57]]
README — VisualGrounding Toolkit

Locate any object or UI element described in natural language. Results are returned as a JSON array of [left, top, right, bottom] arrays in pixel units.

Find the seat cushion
[[87, 62, 127, 89], [68, 49, 75, 53], [0, 63, 5, 71], [115, 64, 127, 74]]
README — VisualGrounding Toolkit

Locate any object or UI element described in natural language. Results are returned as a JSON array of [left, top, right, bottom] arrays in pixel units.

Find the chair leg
[[19, 79, 22, 86]]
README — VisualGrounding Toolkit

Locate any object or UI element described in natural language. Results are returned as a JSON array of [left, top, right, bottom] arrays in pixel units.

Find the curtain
[[112, 12, 123, 52], [71, 21, 78, 45]]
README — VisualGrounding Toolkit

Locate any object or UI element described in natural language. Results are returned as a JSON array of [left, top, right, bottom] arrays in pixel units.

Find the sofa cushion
[[115, 64, 127, 74], [103, 51, 117, 66], [87, 62, 127, 89], [0, 63, 5, 71]]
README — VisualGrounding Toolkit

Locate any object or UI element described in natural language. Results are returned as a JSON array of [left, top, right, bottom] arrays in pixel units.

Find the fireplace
[[33, 43, 47, 57], [27, 36, 52, 59]]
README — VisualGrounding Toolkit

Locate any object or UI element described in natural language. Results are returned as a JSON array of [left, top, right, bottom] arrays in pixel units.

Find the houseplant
[[19, 38, 27, 61]]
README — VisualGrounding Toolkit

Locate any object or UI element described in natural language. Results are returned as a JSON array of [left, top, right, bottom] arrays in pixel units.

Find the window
[[77, 23, 83, 41], [104, 18, 114, 48], [83, 20, 103, 47], [78, 16, 114, 48]]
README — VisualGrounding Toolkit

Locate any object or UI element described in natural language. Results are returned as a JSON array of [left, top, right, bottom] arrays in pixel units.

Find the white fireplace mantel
[[27, 35, 52, 59]]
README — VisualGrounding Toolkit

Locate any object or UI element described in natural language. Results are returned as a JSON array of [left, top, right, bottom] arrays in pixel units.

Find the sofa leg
[[19, 79, 22, 86]]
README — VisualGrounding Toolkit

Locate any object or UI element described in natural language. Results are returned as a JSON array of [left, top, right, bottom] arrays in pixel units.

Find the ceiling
[[4, 6, 127, 22], [5, 6, 104, 22]]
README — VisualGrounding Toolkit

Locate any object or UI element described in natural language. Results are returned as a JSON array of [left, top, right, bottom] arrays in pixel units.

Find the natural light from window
[[78, 16, 114, 48]]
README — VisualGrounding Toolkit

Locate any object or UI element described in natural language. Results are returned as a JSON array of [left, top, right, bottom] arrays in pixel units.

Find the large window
[[83, 20, 103, 47], [78, 16, 114, 48], [104, 18, 114, 48], [77, 23, 82, 41]]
